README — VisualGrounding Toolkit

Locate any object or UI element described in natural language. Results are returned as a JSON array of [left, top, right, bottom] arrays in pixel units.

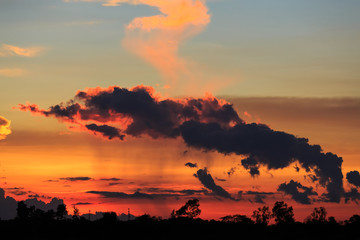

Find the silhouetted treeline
[[0, 199, 359, 240]]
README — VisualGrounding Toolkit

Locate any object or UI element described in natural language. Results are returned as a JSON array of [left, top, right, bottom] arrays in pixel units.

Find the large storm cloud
[[18, 85, 350, 203]]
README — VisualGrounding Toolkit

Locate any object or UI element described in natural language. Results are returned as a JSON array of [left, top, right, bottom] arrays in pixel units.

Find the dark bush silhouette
[[272, 201, 295, 224], [345, 214, 360, 225], [135, 213, 161, 222], [56, 204, 67, 220], [16, 201, 30, 220], [100, 212, 118, 223], [220, 214, 254, 224], [305, 207, 327, 223], [252, 206, 272, 225], [72, 205, 80, 220], [171, 199, 201, 219]]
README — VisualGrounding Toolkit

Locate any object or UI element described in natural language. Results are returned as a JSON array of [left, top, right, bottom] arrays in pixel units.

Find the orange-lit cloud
[[64, 0, 211, 88], [17, 85, 241, 140], [17, 85, 351, 204], [0, 116, 11, 140], [122, 0, 210, 85], [0, 44, 44, 57]]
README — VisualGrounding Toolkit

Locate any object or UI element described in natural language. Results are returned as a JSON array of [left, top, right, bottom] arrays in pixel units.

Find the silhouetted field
[[0, 199, 359, 240], [0, 216, 359, 240]]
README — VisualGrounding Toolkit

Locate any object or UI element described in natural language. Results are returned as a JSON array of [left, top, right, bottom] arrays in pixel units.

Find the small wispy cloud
[[0, 68, 27, 77], [0, 44, 45, 57], [62, 0, 120, 6], [64, 20, 103, 26]]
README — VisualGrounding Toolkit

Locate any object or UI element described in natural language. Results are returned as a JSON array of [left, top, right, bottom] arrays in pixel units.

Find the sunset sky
[[1, 0, 360, 221]]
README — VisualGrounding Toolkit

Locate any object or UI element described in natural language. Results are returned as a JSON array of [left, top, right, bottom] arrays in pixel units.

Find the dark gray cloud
[[45, 179, 60, 182], [144, 187, 208, 196], [6, 187, 28, 196], [185, 162, 198, 168], [346, 171, 360, 188], [278, 180, 318, 204], [227, 167, 237, 177], [194, 168, 234, 200], [87, 187, 208, 200], [241, 156, 260, 177], [27, 194, 51, 199], [253, 195, 266, 204], [86, 124, 125, 140], [86, 190, 173, 199], [59, 177, 92, 182], [19, 86, 348, 203], [180, 121, 344, 203], [19, 86, 241, 140], [108, 182, 122, 186], [245, 191, 274, 195], [216, 177, 226, 182], [74, 202, 93, 205], [99, 178, 122, 181], [344, 188, 360, 204], [237, 191, 243, 199], [242, 191, 275, 204]]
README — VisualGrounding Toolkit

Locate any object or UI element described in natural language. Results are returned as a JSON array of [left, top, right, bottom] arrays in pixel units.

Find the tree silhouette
[[345, 214, 360, 225], [272, 201, 295, 224], [16, 201, 30, 220], [72, 205, 80, 220], [135, 214, 161, 222], [305, 207, 327, 223], [56, 204, 68, 220], [220, 214, 254, 224], [252, 206, 272, 225], [101, 212, 118, 223], [171, 199, 201, 219]]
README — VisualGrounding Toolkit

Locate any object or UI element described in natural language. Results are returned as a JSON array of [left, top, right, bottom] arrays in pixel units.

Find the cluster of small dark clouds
[[18, 85, 360, 204], [238, 191, 275, 204], [87, 188, 208, 200], [278, 180, 318, 205], [344, 170, 360, 203], [188, 166, 276, 203]]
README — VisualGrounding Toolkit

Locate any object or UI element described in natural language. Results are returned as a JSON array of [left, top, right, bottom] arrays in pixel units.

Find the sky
[[0, 0, 360, 221]]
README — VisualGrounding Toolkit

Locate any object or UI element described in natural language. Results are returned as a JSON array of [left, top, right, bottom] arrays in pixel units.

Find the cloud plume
[[277, 180, 317, 204], [180, 121, 344, 203], [65, 0, 210, 87], [185, 162, 198, 168], [0, 43, 44, 57], [346, 171, 360, 188], [19, 85, 346, 203], [122, 0, 210, 85], [194, 168, 233, 200], [18, 85, 241, 139], [0, 116, 11, 140]]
